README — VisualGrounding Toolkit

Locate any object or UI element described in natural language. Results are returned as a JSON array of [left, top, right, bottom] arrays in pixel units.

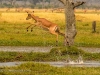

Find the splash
[[66, 55, 84, 64]]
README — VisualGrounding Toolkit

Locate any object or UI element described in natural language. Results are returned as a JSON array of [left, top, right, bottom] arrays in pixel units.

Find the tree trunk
[[92, 21, 96, 33], [64, 1, 77, 46], [58, 0, 85, 46]]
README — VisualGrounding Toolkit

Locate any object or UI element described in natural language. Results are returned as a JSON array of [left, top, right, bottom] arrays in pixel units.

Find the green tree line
[[0, 0, 100, 9]]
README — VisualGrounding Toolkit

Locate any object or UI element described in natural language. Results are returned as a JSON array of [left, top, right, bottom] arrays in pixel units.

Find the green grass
[[0, 47, 99, 62], [0, 62, 100, 75], [0, 21, 64, 46], [75, 21, 100, 47], [0, 12, 100, 47], [0, 10, 100, 75]]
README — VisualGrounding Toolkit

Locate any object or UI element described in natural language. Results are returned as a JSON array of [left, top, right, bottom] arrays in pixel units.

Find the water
[[66, 54, 84, 64], [65, 61, 100, 67], [0, 47, 99, 67], [0, 46, 100, 53], [63, 55, 100, 67], [77, 55, 84, 64], [0, 61, 100, 67], [0, 62, 23, 67], [0, 46, 52, 53]]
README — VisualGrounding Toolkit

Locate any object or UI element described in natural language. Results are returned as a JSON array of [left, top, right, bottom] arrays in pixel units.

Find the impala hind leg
[[50, 31, 58, 46]]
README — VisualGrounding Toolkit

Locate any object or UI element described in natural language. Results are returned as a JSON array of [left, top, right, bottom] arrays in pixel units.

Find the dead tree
[[58, 0, 85, 46], [92, 21, 96, 33]]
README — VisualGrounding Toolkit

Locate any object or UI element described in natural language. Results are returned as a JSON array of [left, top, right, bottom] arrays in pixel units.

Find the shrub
[[50, 46, 85, 55]]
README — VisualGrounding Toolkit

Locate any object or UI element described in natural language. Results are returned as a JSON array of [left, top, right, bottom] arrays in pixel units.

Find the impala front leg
[[26, 22, 39, 32], [30, 22, 40, 32], [31, 25, 36, 32], [26, 24, 34, 32]]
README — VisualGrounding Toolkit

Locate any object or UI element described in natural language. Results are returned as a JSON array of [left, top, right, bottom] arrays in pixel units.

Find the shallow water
[[40, 61, 100, 67], [0, 46, 100, 53], [0, 46, 100, 67], [0, 61, 100, 67], [0, 62, 23, 67], [79, 47, 100, 53], [0, 46, 52, 53]]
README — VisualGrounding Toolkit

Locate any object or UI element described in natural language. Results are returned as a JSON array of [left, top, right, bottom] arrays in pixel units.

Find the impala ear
[[25, 10, 30, 14], [25, 10, 28, 13]]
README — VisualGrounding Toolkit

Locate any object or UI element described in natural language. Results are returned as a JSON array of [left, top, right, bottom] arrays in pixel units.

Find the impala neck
[[30, 14, 38, 22]]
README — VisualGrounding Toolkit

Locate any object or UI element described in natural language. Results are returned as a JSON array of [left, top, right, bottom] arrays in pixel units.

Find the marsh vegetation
[[0, 9, 100, 75]]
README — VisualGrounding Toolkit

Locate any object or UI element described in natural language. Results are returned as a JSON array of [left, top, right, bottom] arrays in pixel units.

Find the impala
[[26, 11, 66, 46], [6, 8, 10, 12], [16, 7, 23, 12]]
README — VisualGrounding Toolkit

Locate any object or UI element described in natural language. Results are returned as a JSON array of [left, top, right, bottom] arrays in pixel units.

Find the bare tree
[[58, 0, 85, 46]]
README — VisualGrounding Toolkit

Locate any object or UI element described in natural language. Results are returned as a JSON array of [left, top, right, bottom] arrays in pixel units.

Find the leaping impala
[[26, 11, 66, 46]]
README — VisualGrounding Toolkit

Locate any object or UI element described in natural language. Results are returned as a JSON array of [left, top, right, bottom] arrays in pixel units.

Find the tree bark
[[64, 1, 77, 46], [58, 0, 85, 46]]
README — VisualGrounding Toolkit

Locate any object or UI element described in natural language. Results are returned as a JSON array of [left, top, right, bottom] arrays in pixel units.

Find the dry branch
[[58, 0, 66, 4], [73, 1, 85, 9]]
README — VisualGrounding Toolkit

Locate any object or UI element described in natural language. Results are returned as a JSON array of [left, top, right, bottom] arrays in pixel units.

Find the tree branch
[[73, 1, 85, 9], [58, 0, 65, 4]]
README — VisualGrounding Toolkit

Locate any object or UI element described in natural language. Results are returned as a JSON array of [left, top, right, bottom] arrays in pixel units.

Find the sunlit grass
[[76, 13, 100, 21], [0, 10, 100, 47]]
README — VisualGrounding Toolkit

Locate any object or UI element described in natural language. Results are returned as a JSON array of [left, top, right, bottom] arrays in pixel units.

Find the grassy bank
[[0, 47, 99, 62], [0, 47, 100, 75], [0, 62, 100, 75]]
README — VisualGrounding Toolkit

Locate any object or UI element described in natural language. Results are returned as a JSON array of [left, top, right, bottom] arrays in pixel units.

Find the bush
[[67, 46, 86, 55], [50, 46, 85, 55]]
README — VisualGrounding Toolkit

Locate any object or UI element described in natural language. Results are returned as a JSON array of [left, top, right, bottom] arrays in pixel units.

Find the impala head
[[26, 10, 31, 20], [26, 10, 35, 20], [26, 14, 32, 20]]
